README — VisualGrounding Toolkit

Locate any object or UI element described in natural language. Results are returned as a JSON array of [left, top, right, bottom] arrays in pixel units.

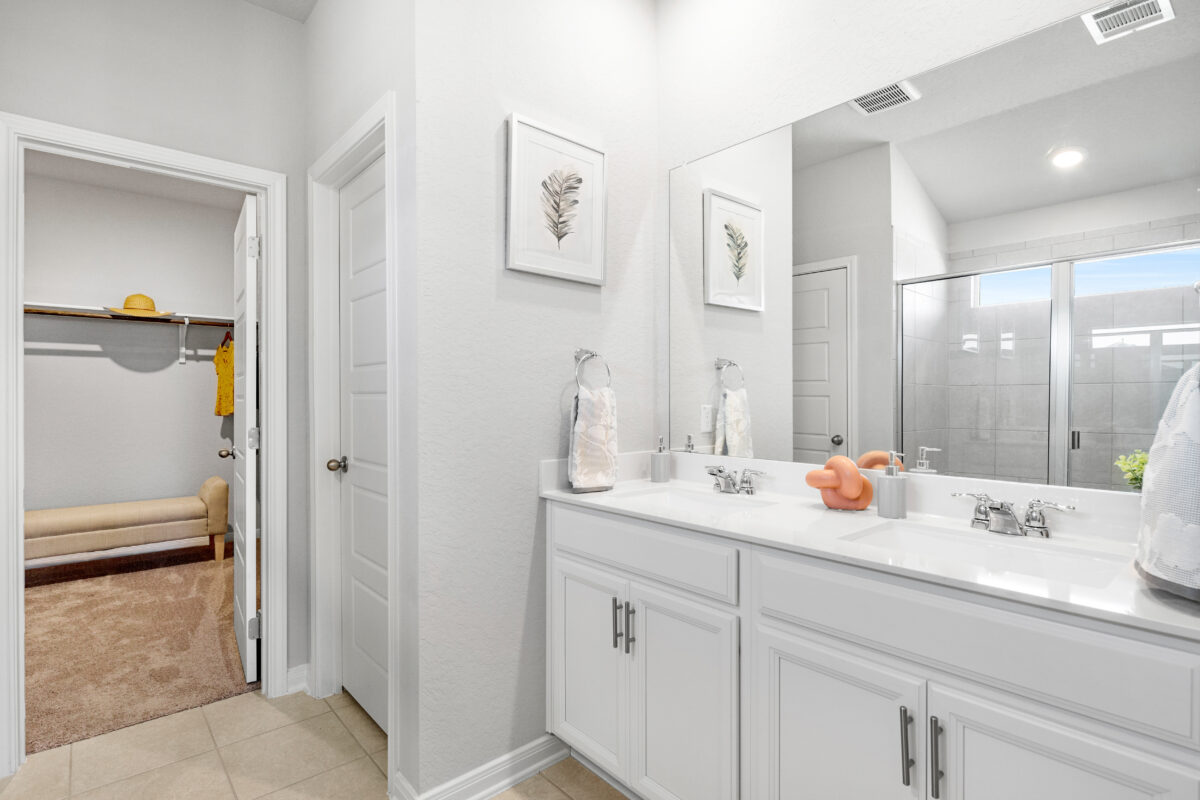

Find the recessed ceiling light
[[1049, 147, 1087, 169]]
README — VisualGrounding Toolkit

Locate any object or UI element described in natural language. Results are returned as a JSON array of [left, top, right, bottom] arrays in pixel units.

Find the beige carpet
[[24, 545, 257, 753]]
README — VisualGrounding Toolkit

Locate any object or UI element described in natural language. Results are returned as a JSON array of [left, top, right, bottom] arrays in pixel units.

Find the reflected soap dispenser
[[876, 451, 907, 519], [909, 446, 941, 474], [651, 436, 671, 483]]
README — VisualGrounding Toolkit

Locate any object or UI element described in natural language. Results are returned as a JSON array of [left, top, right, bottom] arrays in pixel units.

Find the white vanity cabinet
[[545, 496, 1200, 800], [548, 504, 740, 800], [927, 685, 1200, 800], [752, 625, 926, 799]]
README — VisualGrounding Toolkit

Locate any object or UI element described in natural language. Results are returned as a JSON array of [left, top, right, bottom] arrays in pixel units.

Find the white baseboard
[[286, 664, 309, 695], [389, 735, 568, 800]]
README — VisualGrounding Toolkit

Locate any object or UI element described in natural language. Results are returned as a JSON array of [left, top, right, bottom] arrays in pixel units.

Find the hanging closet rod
[[22, 302, 233, 328]]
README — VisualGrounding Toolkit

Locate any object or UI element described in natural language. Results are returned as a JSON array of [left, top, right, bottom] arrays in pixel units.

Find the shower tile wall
[[903, 278, 1052, 482], [1070, 285, 1200, 491]]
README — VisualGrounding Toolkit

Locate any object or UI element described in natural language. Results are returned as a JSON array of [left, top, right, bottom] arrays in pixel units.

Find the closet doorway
[[0, 111, 290, 774]]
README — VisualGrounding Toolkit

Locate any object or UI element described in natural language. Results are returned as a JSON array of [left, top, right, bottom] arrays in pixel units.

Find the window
[[1074, 245, 1200, 297], [973, 265, 1052, 306]]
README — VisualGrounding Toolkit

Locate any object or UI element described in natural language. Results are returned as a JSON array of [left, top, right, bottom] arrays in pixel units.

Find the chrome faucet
[[706, 466, 765, 495], [952, 493, 1074, 538]]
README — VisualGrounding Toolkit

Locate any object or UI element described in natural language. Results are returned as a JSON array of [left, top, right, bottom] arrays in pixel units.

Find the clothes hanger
[[221, 330, 233, 346]]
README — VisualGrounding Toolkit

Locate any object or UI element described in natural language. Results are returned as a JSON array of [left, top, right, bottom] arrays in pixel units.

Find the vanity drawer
[[753, 552, 1200, 749], [548, 503, 739, 605]]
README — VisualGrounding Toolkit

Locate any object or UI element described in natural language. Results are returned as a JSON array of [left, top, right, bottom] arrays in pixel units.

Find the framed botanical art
[[703, 189, 763, 311], [507, 114, 607, 285]]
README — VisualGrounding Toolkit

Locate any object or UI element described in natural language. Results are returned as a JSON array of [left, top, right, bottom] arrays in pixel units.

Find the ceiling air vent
[[848, 80, 921, 116], [1082, 0, 1174, 44]]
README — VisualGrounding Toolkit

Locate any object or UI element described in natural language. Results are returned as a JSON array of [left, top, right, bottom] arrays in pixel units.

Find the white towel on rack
[[715, 387, 753, 458], [569, 385, 618, 492]]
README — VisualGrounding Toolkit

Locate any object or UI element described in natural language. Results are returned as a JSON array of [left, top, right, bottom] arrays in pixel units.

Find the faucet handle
[[741, 468, 765, 477], [951, 491, 992, 502], [1026, 498, 1074, 513], [705, 465, 727, 476]]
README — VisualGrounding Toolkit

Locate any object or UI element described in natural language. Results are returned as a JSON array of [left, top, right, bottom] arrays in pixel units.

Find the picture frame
[[703, 189, 764, 311], [506, 114, 607, 285]]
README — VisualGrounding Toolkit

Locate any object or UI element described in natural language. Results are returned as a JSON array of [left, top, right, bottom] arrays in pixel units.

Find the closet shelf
[[23, 302, 233, 328]]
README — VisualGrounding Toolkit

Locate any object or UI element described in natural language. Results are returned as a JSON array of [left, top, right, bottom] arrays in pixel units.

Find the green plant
[[1114, 449, 1149, 491]]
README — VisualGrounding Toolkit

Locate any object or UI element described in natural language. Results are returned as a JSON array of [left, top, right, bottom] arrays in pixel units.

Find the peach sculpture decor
[[805, 455, 874, 510]]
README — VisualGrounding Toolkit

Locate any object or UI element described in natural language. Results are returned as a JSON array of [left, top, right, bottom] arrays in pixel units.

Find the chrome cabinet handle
[[611, 597, 623, 649], [624, 602, 636, 654], [898, 706, 914, 787], [930, 715, 944, 798]]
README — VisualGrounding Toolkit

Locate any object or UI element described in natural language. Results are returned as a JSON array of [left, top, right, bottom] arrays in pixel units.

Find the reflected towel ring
[[575, 348, 613, 390], [715, 358, 745, 390]]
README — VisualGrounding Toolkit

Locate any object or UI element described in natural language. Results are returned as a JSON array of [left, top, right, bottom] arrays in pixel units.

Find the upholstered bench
[[24, 476, 230, 563]]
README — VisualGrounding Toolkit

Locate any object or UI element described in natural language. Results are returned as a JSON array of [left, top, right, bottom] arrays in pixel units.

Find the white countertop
[[542, 477, 1200, 645]]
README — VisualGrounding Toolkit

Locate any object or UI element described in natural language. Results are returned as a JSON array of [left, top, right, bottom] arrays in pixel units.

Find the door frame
[[792, 256, 859, 460], [0, 110, 290, 774], [307, 91, 416, 794]]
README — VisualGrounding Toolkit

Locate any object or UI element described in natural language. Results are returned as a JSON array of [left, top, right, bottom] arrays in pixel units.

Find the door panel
[[339, 157, 389, 730], [629, 585, 739, 800], [928, 685, 1200, 799], [793, 267, 848, 463], [753, 626, 924, 800], [551, 558, 629, 779], [232, 195, 258, 683]]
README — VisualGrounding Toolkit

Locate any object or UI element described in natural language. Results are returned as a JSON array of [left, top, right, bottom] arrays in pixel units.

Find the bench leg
[[212, 534, 225, 561]]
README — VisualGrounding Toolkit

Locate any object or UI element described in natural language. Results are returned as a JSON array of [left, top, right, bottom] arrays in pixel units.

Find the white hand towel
[[569, 385, 618, 492], [715, 387, 753, 458]]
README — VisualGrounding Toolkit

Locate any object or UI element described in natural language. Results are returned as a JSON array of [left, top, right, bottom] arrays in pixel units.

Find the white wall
[[412, 0, 658, 789], [948, 176, 1200, 256], [23, 175, 237, 510], [890, 145, 948, 280], [0, 0, 311, 666], [669, 126, 793, 458], [793, 145, 896, 452]]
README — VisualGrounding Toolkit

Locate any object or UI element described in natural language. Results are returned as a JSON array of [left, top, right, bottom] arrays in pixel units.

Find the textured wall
[[23, 175, 237, 511], [669, 126, 793, 459], [0, 0, 311, 666], [412, 0, 659, 788]]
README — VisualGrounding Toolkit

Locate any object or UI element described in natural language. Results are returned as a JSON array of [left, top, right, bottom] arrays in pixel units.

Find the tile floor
[[0, 690, 387, 799], [0, 689, 623, 800], [489, 756, 627, 800]]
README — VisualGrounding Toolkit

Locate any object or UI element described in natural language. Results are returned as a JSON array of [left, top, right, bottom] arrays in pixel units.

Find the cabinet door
[[628, 584, 739, 800], [928, 685, 1200, 800], [549, 558, 629, 778], [752, 626, 925, 800]]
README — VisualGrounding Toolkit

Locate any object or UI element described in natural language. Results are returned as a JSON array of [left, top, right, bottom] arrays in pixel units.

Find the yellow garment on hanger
[[214, 338, 234, 416]]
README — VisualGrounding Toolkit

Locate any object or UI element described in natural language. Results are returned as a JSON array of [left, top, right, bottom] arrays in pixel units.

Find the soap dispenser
[[876, 451, 907, 519], [651, 436, 671, 483], [909, 446, 941, 474]]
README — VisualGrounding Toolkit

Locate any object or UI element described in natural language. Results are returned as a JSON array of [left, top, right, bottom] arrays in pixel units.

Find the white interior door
[[338, 157, 389, 730], [793, 265, 849, 464], [232, 194, 259, 683]]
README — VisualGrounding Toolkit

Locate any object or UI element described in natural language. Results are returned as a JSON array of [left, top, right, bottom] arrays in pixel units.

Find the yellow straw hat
[[106, 293, 172, 318]]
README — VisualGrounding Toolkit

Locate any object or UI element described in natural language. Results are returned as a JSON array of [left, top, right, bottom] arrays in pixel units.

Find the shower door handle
[[1070, 430, 1081, 450]]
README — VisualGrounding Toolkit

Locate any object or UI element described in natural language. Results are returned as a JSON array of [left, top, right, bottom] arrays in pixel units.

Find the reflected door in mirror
[[793, 265, 849, 464]]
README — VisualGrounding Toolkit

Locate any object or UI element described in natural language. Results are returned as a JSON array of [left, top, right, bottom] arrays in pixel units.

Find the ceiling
[[25, 151, 247, 211], [240, 0, 317, 23], [791, 4, 1200, 223]]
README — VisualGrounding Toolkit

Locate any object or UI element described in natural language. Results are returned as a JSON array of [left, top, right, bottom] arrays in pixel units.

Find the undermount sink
[[609, 486, 776, 517], [841, 521, 1131, 589]]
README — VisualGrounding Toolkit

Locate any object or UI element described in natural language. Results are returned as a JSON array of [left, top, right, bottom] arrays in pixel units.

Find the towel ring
[[575, 348, 612, 390], [715, 358, 745, 390]]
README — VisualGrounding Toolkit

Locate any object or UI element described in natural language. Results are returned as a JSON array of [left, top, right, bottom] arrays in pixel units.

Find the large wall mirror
[[668, 3, 1200, 491]]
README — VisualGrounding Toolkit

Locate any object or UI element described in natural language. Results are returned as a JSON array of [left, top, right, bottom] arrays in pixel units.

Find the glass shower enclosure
[[900, 244, 1200, 489]]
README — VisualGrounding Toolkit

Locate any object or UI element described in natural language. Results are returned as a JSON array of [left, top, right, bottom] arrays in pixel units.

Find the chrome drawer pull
[[898, 706, 914, 787], [930, 715, 944, 798], [624, 602, 636, 654], [611, 597, 623, 649]]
